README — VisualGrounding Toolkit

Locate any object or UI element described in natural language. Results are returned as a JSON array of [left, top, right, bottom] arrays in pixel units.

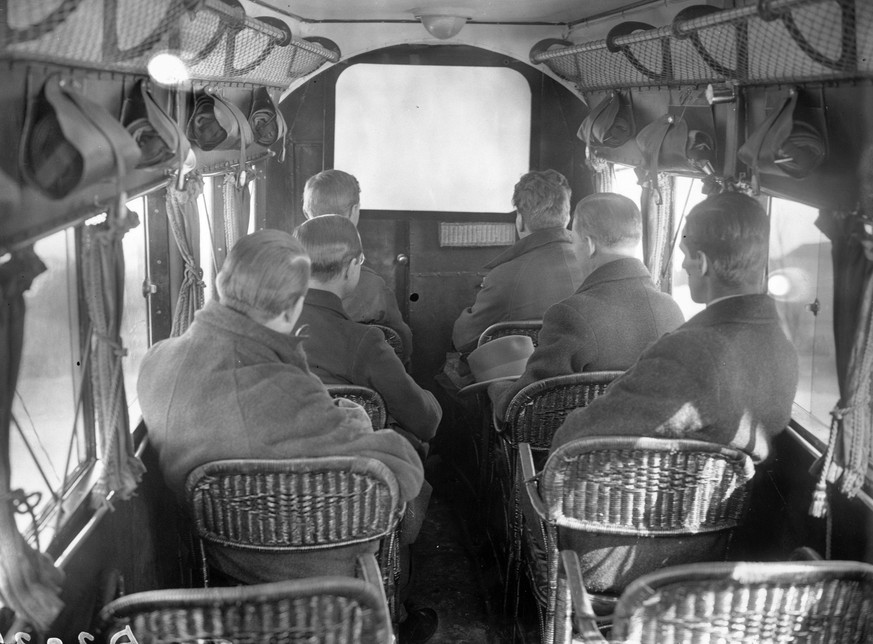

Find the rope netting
[[0, 0, 339, 87], [535, 0, 872, 91]]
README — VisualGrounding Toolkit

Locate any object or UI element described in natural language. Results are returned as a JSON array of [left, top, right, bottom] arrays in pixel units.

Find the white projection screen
[[334, 64, 531, 213]]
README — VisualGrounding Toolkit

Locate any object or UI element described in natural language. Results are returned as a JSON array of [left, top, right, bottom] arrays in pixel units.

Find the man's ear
[[698, 251, 709, 276], [585, 235, 596, 257], [515, 212, 526, 235]]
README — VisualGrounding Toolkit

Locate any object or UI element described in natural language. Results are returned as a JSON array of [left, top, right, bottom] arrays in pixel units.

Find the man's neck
[[705, 284, 761, 307], [308, 280, 346, 300], [587, 247, 640, 274]]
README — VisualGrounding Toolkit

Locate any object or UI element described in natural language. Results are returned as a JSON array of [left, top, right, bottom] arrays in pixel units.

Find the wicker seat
[[496, 372, 621, 619], [370, 323, 404, 359], [477, 319, 543, 348], [557, 551, 873, 643], [520, 436, 756, 644], [97, 555, 393, 644], [185, 457, 404, 618], [326, 384, 388, 428]]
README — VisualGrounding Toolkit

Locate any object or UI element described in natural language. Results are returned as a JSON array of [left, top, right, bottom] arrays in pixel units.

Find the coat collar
[[577, 257, 652, 293], [484, 227, 575, 270], [684, 293, 779, 328], [304, 288, 350, 320], [196, 300, 307, 363]]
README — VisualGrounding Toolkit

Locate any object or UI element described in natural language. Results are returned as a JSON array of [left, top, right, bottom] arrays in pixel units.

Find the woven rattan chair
[[497, 372, 622, 619], [370, 323, 404, 359], [477, 319, 543, 348], [520, 436, 756, 644], [326, 384, 388, 428], [185, 457, 404, 619], [97, 555, 393, 644], [556, 551, 873, 644]]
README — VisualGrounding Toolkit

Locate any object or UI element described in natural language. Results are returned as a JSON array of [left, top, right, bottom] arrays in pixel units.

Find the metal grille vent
[[532, 0, 872, 91], [0, 0, 340, 87]]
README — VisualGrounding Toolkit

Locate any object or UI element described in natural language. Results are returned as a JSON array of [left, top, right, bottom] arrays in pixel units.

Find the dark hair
[[294, 215, 363, 281], [512, 170, 571, 230], [683, 192, 769, 287], [216, 230, 310, 321], [573, 192, 642, 247], [303, 169, 361, 219]]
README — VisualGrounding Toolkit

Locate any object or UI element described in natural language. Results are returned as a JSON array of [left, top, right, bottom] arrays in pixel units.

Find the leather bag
[[186, 88, 253, 176], [738, 88, 826, 180], [20, 76, 141, 200], [577, 91, 635, 148], [122, 79, 191, 172], [248, 86, 286, 148], [635, 113, 715, 186]]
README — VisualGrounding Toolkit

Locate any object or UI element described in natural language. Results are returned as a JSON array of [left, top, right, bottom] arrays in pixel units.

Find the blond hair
[[217, 230, 310, 321]]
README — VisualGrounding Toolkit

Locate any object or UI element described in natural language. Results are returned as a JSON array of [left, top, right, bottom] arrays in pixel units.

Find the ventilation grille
[[0, 0, 340, 87], [533, 0, 872, 91]]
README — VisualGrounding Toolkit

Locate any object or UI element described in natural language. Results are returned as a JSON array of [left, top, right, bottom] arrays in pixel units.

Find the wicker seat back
[[477, 319, 543, 348], [370, 323, 404, 358], [609, 560, 873, 643], [98, 576, 393, 644], [543, 436, 754, 534], [186, 457, 403, 551], [504, 372, 623, 450], [326, 384, 388, 428]]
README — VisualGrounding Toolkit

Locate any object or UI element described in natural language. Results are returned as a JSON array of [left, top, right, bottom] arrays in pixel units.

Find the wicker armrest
[[357, 553, 393, 636], [519, 442, 548, 520], [560, 550, 605, 643]]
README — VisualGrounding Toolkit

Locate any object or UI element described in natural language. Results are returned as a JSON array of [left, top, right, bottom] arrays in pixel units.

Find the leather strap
[[20, 75, 140, 200], [248, 86, 286, 149], [123, 79, 190, 172], [186, 88, 253, 181]]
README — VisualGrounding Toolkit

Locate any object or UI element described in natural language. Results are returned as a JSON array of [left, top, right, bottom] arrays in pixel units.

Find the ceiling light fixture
[[416, 13, 469, 40]]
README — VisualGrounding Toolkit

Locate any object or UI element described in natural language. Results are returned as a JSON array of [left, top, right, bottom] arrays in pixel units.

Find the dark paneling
[[48, 445, 188, 639], [145, 192, 174, 343]]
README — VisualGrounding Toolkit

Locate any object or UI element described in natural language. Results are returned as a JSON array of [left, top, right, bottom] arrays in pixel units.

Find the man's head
[[293, 215, 365, 298], [303, 169, 361, 225], [572, 193, 642, 275], [512, 170, 571, 237], [680, 192, 769, 303], [216, 229, 310, 333]]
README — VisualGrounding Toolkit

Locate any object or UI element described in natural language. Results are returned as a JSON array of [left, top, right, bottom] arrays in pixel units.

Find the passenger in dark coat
[[294, 215, 442, 450], [490, 193, 684, 420], [552, 192, 799, 463], [137, 230, 423, 584], [548, 192, 799, 597], [451, 170, 585, 353], [303, 169, 413, 362]]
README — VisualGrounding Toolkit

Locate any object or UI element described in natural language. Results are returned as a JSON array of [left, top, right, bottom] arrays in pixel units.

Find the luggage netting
[[0, 0, 339, 87], [533, 0, 872, 91]]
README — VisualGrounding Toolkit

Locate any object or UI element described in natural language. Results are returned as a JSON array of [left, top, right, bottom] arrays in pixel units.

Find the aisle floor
[[405, 457, 540, 644]]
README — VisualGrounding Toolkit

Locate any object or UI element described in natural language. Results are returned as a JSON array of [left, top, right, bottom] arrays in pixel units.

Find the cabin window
[[768, 197, 838, 435], [612, 164, 643, 208], [334, 64, 531, 213], [198, 176, 219, 300], [11, 228, 89, 534], [121, 196, 150, 426], [669, 177, 707, 320]]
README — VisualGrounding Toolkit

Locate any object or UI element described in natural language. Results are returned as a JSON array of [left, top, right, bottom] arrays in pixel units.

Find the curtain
[[641, 174, 675, 292], [811, 208, 873, 517], [166, 177, 206, 337], [0, 248, 64, 632], [82, 208, 146, 509], [588, 156, 615, 193], [222, 173, 251, 252]]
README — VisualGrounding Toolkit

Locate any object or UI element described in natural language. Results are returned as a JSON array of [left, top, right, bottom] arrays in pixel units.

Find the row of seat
[[98, 386, 399, 643], [469, 321, 873, 643]]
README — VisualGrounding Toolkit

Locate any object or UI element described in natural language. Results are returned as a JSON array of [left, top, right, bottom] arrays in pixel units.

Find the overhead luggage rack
[[0, 0, 340, 87], [531, 0, 872, 91]]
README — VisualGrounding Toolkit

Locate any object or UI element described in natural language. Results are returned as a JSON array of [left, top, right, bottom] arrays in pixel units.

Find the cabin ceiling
[[251, 0, 665, 24]]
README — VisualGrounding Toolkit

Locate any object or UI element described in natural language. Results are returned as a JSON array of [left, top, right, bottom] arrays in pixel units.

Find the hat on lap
[[459, 335, 535, 395]]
